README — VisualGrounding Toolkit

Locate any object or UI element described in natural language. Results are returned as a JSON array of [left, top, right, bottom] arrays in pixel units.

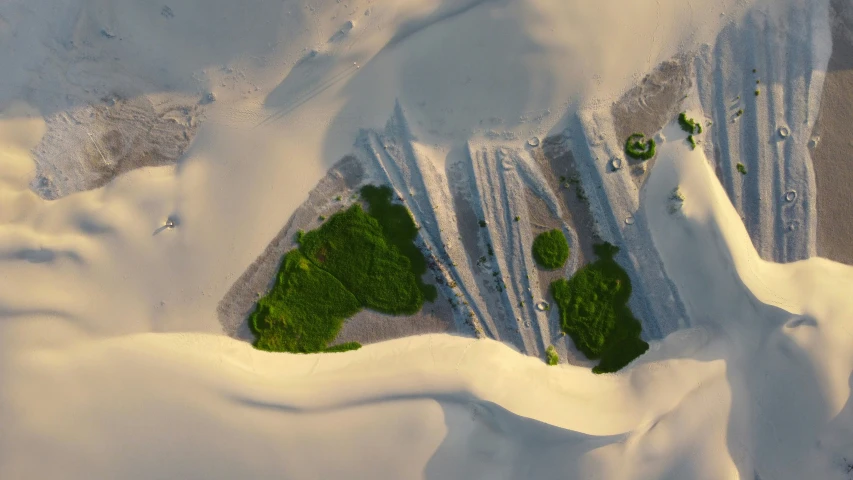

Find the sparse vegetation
[[514, 216, 520, 222], [678, 112, 702, 135], [551, 242, 649, 374], [479, 220, 487, 228], [687, 134, 697, 150], [546, 345, 559, 366], [624, 133, 656, 161], [249, 185, 436, 353], [736, 163, 748, 175], [532, 229, 570, 270], [755, 90, 760, 96], [736, 109, 744, 117]]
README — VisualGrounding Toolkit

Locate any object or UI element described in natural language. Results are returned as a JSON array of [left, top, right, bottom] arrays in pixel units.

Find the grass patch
[[249, 250, 362, 353], [687, 134, 697, 150], [546, 345, 559, 366], [250, 184, 436, 354], [736, 163, 747, 175], [532, 229, 570, 269], [624, 133, 656, 161], [678, 112, 702, 135], [551, 243, 649, 374], [359, 185, 438, 303]]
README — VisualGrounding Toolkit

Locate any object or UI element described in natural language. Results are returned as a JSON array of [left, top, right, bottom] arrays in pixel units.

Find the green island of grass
[[736, 162, 748, 175], [551, 242, 649, 374], [624, 133, 657, 161], [678, 112, 703, 135], [532, 229, 570, 270], [250, 185, 435, 353]]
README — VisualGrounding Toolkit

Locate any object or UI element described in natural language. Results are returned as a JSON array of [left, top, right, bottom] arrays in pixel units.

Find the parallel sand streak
[[694, 0, 829, 262]]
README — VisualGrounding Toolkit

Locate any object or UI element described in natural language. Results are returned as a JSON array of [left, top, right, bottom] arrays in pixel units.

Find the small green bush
[[546, 345, 559, 366], [678, 113, 702, 135], [532, 229, 570, 270], [624, 133, 656, 161], [687, 135, 697, 150], [551, 242, 649, 374], [736, 163, 747, 175]]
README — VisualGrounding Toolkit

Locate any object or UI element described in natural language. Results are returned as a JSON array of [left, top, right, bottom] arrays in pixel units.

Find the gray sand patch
[[812, 0, 853, 264], [216, 154, 456, 346], [31, 94, 201, 199]]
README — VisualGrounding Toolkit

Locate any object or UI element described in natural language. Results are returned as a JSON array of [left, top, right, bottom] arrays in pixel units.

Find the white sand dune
[[2, 0, 853, 478]]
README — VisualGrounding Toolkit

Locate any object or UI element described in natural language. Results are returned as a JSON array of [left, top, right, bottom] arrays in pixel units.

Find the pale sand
[[1, 0, 853, 478], [812, 0, 853, 264]]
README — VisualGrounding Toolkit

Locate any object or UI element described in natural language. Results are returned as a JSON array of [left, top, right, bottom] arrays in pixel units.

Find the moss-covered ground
[[532, 229, 570, 270], [550, 243, 649, 373], [250, 185, 434, 353]]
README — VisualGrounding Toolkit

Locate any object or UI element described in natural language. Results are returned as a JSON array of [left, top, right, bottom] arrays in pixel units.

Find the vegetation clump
[[249, 250, 362, 353], [678, 112, 702, 135], [250, 185, 436, 353], [551, 243, 649, 374], [624, 133, 656, 160], [532, 229, 570, 270], [736, 163, 748, 175], [687, 134, 697, 150], [546, 345, 559, 366]]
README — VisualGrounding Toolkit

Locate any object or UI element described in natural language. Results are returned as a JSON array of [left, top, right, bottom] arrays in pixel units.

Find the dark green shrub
[[736, 163, 747, 175], [546, 345, 559, 366], [551, 242, 649, 373], [249, 250, 362, 353], [532, 229, 570, 269], [678, 113, 702, 135]]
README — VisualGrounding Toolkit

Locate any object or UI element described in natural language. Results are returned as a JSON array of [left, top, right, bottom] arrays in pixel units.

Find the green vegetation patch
[[250, 250, 362, 353], [551, 243, 649, 374], [250, 184, 436, 354], [532, 229, 570, 270], [300, 203, 425, 314], [624, 133, 656, 161], [687, 134, 697, 150], [359, 185, 437, 303], [736, 163, 748, 175], [546, 345, 559, 366], [678, 112, 702, 135]]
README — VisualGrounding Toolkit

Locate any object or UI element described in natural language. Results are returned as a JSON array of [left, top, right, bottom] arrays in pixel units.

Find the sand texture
[[1, 0, 853, 478]]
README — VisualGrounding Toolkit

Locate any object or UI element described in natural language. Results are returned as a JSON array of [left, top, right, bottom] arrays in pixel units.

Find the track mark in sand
[[255, 62, 359, 128]]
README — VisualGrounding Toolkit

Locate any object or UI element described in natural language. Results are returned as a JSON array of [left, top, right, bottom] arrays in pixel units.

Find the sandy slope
[[2, 0, 853, 478]]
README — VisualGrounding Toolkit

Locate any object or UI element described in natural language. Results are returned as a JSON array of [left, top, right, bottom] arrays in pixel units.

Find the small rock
[[610, 157, 623, 171], [625, 216, 635, 225], [527, 136, 540, 147], [784, 190, 797, 203], [778, 126, 790, 138]]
